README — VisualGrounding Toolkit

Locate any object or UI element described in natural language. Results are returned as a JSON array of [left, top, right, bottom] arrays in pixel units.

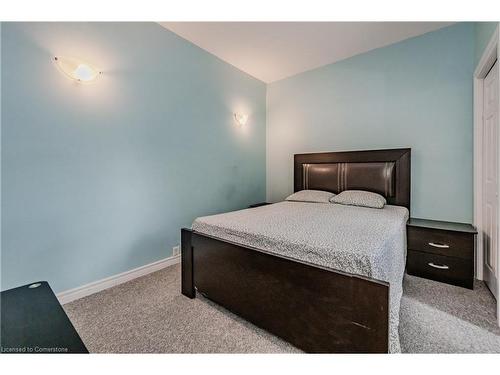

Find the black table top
[[1, 281, 88, 353], [407, 217, 477, 234]]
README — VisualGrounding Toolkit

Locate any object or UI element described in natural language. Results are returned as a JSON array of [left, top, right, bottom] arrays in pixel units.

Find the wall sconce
[[54, 56, 102, 83], [233, 113, 249, 127]]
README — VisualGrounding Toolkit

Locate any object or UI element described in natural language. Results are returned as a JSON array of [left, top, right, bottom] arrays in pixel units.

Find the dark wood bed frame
[[181, 148, 411, 353]]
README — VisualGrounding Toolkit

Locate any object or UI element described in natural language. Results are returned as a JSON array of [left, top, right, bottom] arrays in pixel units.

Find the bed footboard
[[181, 228, 389, 353]]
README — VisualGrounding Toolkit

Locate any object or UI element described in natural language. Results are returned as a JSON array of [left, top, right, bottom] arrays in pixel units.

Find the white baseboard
[[57, 255, 181, 305]]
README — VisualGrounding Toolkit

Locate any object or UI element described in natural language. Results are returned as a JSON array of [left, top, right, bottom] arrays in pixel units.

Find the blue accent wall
[[1, 22, 266, 292], [267, 23, 475, 223]]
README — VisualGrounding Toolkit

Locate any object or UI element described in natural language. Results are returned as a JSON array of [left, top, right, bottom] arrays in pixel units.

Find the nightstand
[[248, 202, 271, 208], [406, 218, 477, 289]]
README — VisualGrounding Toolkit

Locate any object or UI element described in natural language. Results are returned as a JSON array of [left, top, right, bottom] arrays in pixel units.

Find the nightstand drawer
[[407, 226, 474, 259], [406, 250, 473, 289]]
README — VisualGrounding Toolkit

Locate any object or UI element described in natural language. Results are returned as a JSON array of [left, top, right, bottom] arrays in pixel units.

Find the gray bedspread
[[192, 201, 409, 352]]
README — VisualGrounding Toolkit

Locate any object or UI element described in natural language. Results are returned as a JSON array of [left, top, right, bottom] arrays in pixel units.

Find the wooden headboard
[[294, 148, 411, 209]]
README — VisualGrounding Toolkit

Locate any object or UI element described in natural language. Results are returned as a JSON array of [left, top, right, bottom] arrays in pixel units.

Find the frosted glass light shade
[[234, 113, 249, 127], [54, 56, 101, 83]]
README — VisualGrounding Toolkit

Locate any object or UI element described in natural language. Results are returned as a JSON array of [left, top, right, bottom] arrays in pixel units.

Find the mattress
[[192, 201, 409, 353]]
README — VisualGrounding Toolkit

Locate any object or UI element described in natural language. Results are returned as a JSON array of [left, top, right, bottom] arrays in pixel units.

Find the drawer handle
[[428, 242, 449, 248], [428, 262, 449, 270]]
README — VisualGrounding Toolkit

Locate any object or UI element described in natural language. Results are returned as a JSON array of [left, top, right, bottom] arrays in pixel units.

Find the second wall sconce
[[234, 113, 249, 127]]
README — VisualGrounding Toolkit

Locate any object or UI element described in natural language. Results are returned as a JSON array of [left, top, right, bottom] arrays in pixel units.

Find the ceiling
[[160, 22, 454, 83]]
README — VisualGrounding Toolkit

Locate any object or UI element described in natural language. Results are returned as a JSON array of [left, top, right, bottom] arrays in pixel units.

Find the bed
[[181, 148, 411, 353]]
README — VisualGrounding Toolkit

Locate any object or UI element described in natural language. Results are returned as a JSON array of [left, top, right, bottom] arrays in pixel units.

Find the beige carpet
[[63, 263, 500, 353]]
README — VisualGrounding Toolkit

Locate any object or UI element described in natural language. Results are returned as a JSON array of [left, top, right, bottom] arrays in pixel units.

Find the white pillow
[[330, 190, 386, 209], [285, 190, 335, 203]]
